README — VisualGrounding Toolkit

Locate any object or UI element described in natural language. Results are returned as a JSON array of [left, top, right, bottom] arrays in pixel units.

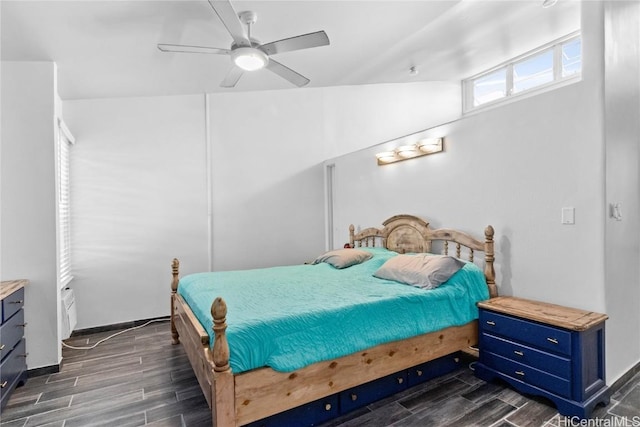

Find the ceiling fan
[[158, 0, 330, 88]]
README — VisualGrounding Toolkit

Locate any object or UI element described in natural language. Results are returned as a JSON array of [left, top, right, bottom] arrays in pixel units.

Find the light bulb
[[232, 47, 269, 71]]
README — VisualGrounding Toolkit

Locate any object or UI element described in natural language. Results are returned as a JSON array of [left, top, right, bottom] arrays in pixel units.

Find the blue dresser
[[0, 280, 28, 410], [474, 296, 610, 419]]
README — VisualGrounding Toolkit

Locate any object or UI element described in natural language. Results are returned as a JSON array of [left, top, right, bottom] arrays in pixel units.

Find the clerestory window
[[463, 33, 582, 113]]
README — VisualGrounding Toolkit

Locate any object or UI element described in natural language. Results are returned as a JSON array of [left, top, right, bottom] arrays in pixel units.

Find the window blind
[[57, 119, 74, 288]]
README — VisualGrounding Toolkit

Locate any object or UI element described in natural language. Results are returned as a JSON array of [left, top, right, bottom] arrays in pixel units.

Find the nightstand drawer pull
[[515, 371, 525, 377], [0, 381, 7, 388], [397, 377, 404, 384], [325, 403, 332, 411], [416, 370, 423, 376], [0, 344, 4, 350], [513, 350, 524, 356], [547, 338, 559, 344], [351, 393, 358, 401], [486, 320, 496, 326], [9, 300, 24, 304]]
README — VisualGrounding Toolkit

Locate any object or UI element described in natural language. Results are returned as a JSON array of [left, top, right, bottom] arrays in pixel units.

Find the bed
[[170, 214, 497, 426]]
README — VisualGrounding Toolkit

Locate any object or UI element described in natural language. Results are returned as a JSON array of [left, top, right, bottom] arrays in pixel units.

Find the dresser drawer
[[0, 339, 27, 404], [0, 309, 25, 361], [1, 287, 24, 323], [480, 310, 572, 356], [480, 332, 571, 379], [482, 350, 571, 398]]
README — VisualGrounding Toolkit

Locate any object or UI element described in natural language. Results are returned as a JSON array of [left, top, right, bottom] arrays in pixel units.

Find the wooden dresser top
[[0, 280, 28, 300], [477, 296, 608, 331]]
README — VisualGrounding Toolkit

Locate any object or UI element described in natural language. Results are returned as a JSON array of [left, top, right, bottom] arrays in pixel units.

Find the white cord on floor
[[60, 318, 169, 350]]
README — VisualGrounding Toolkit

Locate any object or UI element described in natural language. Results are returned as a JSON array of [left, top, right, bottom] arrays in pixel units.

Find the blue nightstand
[[474, 296, 610, 419]]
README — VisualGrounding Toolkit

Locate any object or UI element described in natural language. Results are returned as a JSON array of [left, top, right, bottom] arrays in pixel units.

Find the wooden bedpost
[[349, 224, 355, 248], [484, 226, 498, 298], [212, 297, 230, 372], [170, 258, 180, 345], [211, 297, 235, 426]]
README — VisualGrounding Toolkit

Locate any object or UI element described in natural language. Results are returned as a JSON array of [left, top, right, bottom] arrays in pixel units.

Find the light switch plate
[[562, 207, 575, 225]]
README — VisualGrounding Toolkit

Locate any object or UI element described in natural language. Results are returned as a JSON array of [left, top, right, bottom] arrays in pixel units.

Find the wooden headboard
[[349, 214, 497, 297]]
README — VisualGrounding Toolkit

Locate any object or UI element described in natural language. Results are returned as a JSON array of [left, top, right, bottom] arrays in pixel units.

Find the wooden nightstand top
[[477, 296, 608, 331], [0, 279, 28, 300]]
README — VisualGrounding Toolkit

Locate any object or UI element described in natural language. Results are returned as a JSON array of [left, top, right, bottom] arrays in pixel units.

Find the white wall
[[63, 95, 210, 329], [209, 89, 326, 270], [320, 82, 461, 159], [330, 80, 606, 306], [1, 61, 61, 369], [603, 0, 640, 385], [208, 81, 460, 271], [328, 2, 640, 383]]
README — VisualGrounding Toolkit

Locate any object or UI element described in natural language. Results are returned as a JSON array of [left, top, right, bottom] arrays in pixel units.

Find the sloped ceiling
[[1, 0, 580, 100]]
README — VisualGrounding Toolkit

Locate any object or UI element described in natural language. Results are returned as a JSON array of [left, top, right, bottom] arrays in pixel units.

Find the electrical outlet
[[611, 203, 622, 221]]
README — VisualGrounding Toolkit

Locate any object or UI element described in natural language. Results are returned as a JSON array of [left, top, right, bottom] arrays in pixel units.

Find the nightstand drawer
[[480, 332, 571, 379], [1, 288, 24, 323], [0, 309, 25, 361], [482, 350, 571, 398], [480, 310, 571, 356]]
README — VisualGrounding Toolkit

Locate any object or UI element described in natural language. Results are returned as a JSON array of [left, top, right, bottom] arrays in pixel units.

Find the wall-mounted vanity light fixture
[[375, 137, 443, 165]]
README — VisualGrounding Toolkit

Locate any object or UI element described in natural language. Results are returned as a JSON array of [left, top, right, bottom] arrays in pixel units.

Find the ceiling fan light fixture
[[232, 47, 269, 71]]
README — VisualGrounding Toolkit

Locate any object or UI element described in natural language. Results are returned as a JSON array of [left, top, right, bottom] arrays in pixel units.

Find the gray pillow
[[373, 254, 465, 289], [312, 248, 373, 269]]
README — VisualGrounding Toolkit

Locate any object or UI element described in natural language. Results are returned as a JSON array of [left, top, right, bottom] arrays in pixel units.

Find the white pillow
[[312, 248, 373, 269], [373, 254, 465, 289]]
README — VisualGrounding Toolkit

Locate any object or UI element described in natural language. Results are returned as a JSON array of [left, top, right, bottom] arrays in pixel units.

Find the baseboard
[[28, 364, 60, 378], [610, 360, 640, 393], [69, 315, 170, 338]]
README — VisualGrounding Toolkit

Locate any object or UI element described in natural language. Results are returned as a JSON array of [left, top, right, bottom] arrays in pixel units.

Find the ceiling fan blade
[[266, 60, 310, 87], [158, 44, 230, 55], [259, 31, 330, 56], [207, 0, 250, 48], [220, 66, 244, 88]]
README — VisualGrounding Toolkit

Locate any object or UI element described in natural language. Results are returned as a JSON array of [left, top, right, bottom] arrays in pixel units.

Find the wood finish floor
[[1, 321, 639, 427]]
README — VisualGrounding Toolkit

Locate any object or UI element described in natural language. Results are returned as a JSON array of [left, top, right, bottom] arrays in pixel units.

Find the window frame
[[463, 31, 582, 114]]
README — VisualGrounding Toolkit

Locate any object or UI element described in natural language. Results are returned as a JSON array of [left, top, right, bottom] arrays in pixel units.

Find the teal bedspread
[[177, 248, 489, 373]]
